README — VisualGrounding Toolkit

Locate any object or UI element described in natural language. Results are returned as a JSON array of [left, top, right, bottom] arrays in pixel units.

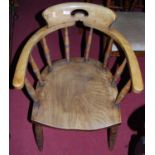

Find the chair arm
[[13, 22, 75, 89], [109, 28, 144, 93], [13, 26, 50, 89]]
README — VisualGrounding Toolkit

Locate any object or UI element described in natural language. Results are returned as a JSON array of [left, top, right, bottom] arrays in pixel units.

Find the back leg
[[107, 125, 119, 150], [33, 123, 44, 151]]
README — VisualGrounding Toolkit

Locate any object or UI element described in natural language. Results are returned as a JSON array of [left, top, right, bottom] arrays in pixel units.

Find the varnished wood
[[33, 123, 43, 151], [84, 28, 93, 61], [24, 78, 38, 103], [108, 125, 119, 150], [112, 58, 127, 84], [115, 79, 132, 104], [64, 27, 70, 62], [42, 37, 52, 70], [32, 58, 120, 130], [103, 38, 113, 69]]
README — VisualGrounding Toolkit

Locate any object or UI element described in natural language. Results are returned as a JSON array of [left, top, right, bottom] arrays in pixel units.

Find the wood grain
[[13, 3, 143, 93], [32, 58, 121, 130]]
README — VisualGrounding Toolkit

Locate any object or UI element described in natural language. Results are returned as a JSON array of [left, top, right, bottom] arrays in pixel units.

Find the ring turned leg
[[33, 123, 44, 151], [107, 125, 119, 150]]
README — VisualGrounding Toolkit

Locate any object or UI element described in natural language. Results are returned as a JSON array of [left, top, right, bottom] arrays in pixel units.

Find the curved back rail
[[13, 2, 143, 97]]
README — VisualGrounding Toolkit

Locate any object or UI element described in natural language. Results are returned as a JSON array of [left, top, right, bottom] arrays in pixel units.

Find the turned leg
[[107, 125, 119, 150], [33, 123, 44, 151]]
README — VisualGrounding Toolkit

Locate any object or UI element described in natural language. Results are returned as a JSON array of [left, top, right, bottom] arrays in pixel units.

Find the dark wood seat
[[32, 58, 120, 130]]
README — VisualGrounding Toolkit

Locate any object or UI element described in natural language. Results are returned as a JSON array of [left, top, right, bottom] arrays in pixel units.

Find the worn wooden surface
[[43, 2, 116, 28], [12, 3, 144, 151], [13, 2, 143, 93], [32, 58, 121, 130]]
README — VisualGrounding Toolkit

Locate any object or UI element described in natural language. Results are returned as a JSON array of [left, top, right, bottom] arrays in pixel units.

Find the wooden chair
[[13, 2, 143, 151]]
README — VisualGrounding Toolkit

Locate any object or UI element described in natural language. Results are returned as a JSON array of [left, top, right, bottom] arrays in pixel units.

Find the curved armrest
[[109, 29, 144, 93], [13, 22, 75, 89]]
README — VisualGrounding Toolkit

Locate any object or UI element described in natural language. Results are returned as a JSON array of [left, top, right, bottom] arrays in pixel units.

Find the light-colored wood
[[24, 78, 38, 103], [107, 29, 143, 93], [112, 58, 127, 84], [13, 23, 75, 89], [29, 55, 43, 85], [42, 37, 52, 70], [84, 28, 93, 61], [32, 58, 120, 130], [103, 38, 113, 69], [64, 27, 70, 62], [115, 79, 132, 104], [13, 3, 143, 93], [43, 2, 116, 28]]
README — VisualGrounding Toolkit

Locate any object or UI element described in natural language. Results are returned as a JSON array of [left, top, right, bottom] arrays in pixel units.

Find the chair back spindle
[[103, 38, 113, 69], [84, 28, 93, 61], [29, 55, 44, 85], [42, 37, 52, 71], [64, 27, 70, 62]]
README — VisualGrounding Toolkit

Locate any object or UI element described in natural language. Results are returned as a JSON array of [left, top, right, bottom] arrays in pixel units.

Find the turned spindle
[[84, 28, 93, 61], [112, 58, 127, 84], [24, 78, 38, 103], [64, 27, 70, 62], [29, 55, 43, 85], [103, 38, 113, 69], [42, 37, 52, 71], [115, 79, 131, 104]]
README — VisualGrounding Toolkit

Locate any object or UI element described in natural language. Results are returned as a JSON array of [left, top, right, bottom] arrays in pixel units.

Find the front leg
[[107, 125, 119, 150], [33, 123, 44, 151]]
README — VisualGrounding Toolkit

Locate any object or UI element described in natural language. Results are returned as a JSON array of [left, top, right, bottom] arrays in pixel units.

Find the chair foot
[[107, 125, 119, 150], [33, 123, 44, 151]]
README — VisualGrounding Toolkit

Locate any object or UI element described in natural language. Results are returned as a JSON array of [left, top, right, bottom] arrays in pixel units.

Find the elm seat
[[32, 58, 120, 130]]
